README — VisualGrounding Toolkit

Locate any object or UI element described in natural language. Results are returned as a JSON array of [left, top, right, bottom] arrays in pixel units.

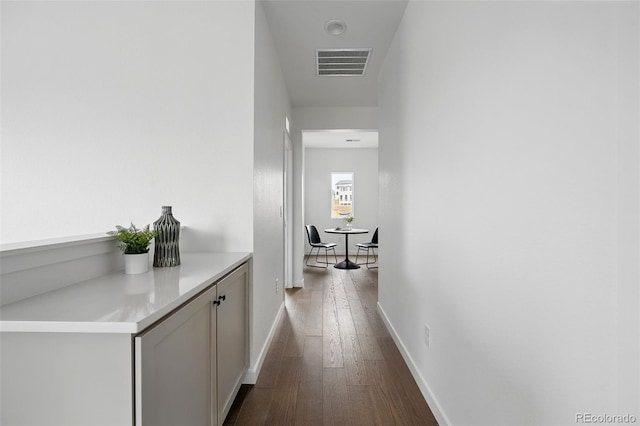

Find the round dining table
[[323, 228, 369, 269]]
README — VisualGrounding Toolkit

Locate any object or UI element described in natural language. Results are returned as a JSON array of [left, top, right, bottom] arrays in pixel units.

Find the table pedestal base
[[334, 259, 360, 270], [323, 229, 369, 271]]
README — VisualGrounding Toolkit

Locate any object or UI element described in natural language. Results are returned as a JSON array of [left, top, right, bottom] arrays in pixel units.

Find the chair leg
[[357, 247, 378, 268], [367, 248, 378, 269], [305, 247, 315, 267], [306, 247, 328, 268], [317, 248, 332, 265], [319, 248, 333, 265], [323, 247, 337, 266]]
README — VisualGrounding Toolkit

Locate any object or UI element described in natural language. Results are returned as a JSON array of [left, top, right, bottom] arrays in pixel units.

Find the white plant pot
[[124, 253, 150, 275]]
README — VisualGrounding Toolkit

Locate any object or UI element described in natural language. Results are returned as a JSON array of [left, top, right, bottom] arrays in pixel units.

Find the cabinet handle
[[218, 295, 226, 301], [213, 300, 221, 306]]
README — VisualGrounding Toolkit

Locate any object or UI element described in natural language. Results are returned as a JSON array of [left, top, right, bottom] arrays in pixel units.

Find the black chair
[[355, 227, 378, 268], [305, 225, 338, 268]]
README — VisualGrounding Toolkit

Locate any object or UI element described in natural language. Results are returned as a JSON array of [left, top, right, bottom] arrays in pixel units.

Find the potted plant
[[343, 215, 354, 230], [108, 223, 158, 274]]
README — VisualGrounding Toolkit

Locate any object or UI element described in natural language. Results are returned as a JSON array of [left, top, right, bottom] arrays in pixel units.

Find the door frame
[[283, 130, 293, 288]]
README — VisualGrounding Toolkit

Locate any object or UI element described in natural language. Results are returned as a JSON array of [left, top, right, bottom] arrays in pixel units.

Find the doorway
[[301, 129, 379, 264]]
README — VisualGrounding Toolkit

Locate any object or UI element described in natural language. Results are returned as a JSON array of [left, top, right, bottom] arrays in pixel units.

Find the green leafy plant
[[107, 223, 158, 254], [344, 215, 354, 224]]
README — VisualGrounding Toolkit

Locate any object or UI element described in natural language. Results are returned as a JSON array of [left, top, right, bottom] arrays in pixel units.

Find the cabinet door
[[135, 286, 217, 426], [216, 264, 249, 425]]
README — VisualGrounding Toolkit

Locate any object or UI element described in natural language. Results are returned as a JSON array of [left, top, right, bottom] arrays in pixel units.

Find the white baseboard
[[243, 301, 285, 384], [377, 302, 452, 426]]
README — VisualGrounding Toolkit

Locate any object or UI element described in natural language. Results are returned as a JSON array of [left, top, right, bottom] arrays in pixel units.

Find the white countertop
[[0, 252, 251, 334]]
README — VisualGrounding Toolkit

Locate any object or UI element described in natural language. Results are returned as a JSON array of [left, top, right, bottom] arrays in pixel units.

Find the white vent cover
[[316, 48, 372, 76]]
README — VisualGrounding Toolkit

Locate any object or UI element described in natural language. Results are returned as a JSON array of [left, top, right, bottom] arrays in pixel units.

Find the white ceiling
[[303, 130, 378, 149], [262, 0, 408, 108]]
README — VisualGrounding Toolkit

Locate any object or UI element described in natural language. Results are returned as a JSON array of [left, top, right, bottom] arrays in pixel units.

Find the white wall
[[291, 106, 377, 286], [378, 2, 639, 425], [0, 1, 255, 252], [615, 2, 640, 413], [304, 147, 378, 255], [2, 0, 294, 387], [249, 0, 291, 381]]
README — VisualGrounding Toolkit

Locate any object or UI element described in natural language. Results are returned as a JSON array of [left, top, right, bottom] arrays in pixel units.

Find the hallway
[[224, 265, 438, 425]]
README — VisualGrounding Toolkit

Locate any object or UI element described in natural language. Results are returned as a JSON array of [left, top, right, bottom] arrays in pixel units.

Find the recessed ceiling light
[[325, 19, 347, 36]]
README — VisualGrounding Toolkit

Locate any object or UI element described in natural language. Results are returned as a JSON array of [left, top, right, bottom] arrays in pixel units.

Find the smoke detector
[[325, 19, 347, 36]]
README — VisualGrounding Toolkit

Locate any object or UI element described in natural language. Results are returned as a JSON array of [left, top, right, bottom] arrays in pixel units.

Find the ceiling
[[262, 0, 409, 108], [303, 129, 378, 149]]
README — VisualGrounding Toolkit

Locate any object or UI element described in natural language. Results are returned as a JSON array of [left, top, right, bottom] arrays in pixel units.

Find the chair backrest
[[372, 228, 378, 244], [305, 225, 322, 244]]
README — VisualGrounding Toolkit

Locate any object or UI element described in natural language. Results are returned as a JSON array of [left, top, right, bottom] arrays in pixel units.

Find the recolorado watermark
[[576, 413, 637, 424]]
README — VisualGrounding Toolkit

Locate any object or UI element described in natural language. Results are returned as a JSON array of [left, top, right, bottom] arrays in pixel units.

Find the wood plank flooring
[[224, 263, 438, 426]]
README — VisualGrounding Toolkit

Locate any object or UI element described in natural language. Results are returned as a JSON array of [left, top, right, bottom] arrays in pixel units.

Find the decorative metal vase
[[153, 206, 181, 267]]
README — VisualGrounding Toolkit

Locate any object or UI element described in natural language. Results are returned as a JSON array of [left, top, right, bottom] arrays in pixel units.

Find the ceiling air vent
[[316, 48, 372, 77]]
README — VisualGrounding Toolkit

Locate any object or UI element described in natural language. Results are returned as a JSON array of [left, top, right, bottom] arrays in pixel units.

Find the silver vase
[[153, 206, 181, 267]]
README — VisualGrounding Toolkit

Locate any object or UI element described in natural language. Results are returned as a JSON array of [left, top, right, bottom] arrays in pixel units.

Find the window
[[331, 172, 354, 219]]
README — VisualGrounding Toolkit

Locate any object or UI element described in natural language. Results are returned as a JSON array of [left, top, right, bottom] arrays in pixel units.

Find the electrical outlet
[[424, 324, 430, 347], [275, 278, 279, 293]]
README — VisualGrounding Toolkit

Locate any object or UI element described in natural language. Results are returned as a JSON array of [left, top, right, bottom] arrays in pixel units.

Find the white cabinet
[[0, 332, 133, 425], [215, 264, 249, 425], [134, 263, 248, 426], [135, 285, 217, 426], [0, 255, 250, 426]]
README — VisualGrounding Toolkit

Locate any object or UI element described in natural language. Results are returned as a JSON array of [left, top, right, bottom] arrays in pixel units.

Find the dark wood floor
[[224, 260, 438, 425]]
